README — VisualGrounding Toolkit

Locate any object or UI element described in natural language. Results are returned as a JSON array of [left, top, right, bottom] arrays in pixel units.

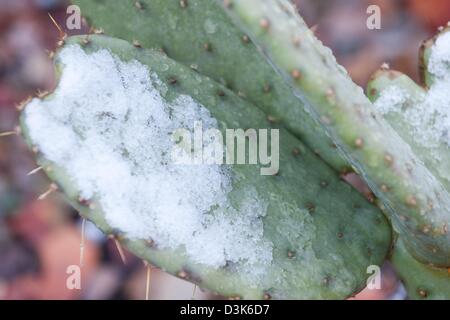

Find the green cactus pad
[[391, 237, 450, 300], [19, 35, 390, 299], [73, 0, 350, 173], [221, 0, 450, 266]]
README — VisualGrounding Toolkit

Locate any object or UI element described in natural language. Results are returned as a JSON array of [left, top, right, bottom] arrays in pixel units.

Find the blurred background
[[0, 0, 449, 300]]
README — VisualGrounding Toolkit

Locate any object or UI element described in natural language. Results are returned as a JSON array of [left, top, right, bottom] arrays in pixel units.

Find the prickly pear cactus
[[15, 0, 450, 300], [73, 0, 350, 173], [220, 0, 450, 268], [19, 35, 391, 299]]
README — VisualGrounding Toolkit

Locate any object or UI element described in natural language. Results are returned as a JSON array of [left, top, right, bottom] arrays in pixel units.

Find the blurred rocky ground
[[0, 0, 448, 300]]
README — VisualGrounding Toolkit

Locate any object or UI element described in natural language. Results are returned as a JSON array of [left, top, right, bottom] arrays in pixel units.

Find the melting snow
[[24, 45, 273, 270]]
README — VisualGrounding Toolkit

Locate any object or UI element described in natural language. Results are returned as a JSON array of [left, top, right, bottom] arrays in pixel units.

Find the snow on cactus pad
[[374, 31, 450, 155], [369, 28, 450, 196], [20, 35, 391, 299], [24, 45, 271, 270]]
